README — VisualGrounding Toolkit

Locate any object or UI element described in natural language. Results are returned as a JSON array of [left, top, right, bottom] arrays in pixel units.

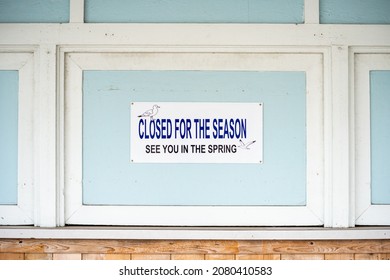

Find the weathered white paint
[[328, 46, 352, 227], [70, 0, 84, 23], [63, 51, 324, 226], [0, 226, 389, 240], [0, 51, 34, 225], [354, 49, 390, 226], [0, 24, 390, 46], [33, 45, 58, 227], [304, 0, 319, 24]]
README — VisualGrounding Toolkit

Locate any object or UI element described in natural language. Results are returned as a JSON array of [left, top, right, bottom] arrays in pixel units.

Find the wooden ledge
[[0, 226, 389, 240]]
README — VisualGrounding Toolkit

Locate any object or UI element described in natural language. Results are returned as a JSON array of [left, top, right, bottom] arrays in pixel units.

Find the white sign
[[130, 102, 263, 163]]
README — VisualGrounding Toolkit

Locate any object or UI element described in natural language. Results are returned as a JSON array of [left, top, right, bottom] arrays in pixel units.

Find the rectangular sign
[[130, 102, 263, 163]]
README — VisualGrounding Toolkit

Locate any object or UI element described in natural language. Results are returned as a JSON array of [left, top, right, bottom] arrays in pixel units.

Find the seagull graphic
[[238, 139, 256, 150], [138, 105, 160, 120]]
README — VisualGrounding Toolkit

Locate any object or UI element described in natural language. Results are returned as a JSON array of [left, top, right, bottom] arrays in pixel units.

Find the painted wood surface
[[320, 0, 390, 24], [53, 253, 82, 260], [0, 253, 24, 260], [171, 254, 205, 260], [24, 253, 53, 260], [324, 254, 354, 260], [205, 254, 235, 260], [82, 253, 131, 260], [131, 254, 171, 260], [0, 239, 389, 260], [0, 0, 69, 23], [84, 0, 304, 23]]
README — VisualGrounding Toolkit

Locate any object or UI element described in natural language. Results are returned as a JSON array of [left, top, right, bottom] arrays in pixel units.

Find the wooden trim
[[304, 0, 319, 24], [205, 254, 235, 260], [0, 51, 35, 225], [1, 239, 390, 260], [171, 254, 205, 260], [329, 45, 352, 227], [131, 254, 171, 260], [1, 239, 390, 255], [354, 253, 390, 260], [69, 0, 84, 23], [236, 254, 265, 260], [25, 253, 53, 260], [324, 254, 354, 260], [35, 45, 58, 227], [0, 253, 24, 260], [53, 253, 81, 260], [281, 254, 324, 260], [82, 253, 131, 260], [354, 50, 390, 225]]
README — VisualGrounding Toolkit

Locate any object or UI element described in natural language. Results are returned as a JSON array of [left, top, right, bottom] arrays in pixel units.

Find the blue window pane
[[0, 0, 69, 23], [320, 0, 390, 24], [371, 71, 390, 205], [0, 71, 18, 205], [82, 71, 306, 206], [85, 0, 304, 23]]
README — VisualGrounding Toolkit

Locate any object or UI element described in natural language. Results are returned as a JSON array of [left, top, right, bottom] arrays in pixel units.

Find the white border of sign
[[63, 50, 323, 226]]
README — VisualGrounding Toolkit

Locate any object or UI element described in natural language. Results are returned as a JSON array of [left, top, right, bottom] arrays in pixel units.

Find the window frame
[[0, 51, 34, 225], [353, 48, 390, 225], [61, 48, 325, 226]]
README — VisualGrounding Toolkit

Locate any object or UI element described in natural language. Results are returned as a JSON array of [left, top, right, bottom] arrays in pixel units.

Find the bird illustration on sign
[[238, 139, 256, 150], [138, 104, 160, 120]]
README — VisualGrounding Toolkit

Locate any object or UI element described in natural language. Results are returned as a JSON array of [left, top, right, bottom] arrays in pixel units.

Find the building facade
[[1, 0, 390, 260]]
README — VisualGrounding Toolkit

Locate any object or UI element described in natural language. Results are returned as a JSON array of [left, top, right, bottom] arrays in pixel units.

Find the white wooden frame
[[354, 49, 390, 225], [62, 49, 324, 226], [0, 51, 34, 225], [0, 0, 388, 231]]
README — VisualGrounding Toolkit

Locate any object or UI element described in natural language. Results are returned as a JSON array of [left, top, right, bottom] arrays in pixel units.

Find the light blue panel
[[371, 71, 390, 205], [320, 0, 390, 24], [85, 0, 304, 23], [83, 71, 306, 206], [0, 0, 69, 23], [0, 71, 18, 205]]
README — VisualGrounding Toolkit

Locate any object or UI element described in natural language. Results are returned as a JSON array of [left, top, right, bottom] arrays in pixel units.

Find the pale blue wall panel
[[85, 0, 304, 23], [0, 0, 69, 23], [82, 71, 306, 206], [320, 0, 390, 24], [0, 71, 18, 205], [371, 71, 390, 205]]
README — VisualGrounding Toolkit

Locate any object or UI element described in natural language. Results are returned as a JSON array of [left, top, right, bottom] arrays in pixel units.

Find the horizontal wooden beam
[[1, 227, 389, 240], [1, 239, 390, 255], [0, 24, 390, 46]]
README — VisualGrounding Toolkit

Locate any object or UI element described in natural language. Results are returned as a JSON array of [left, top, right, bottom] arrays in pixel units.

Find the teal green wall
[[320, 0, 390, 24], [84, 0, 304, 23]]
